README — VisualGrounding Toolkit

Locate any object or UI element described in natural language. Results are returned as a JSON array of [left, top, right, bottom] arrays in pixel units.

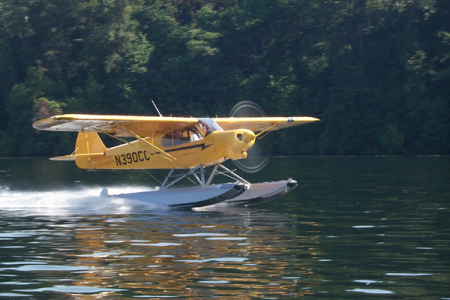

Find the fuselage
[[75, 126, 256, 170]]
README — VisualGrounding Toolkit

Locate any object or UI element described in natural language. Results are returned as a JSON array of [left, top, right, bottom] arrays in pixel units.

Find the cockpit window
[[198, 118, 223, 132], [160, 119, 222, 147], [161, 129, 190, 147]]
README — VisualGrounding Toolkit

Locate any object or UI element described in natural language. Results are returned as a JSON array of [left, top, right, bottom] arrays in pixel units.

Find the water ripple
[[15, 285, 125, 294], [347, 288, 395, 295]]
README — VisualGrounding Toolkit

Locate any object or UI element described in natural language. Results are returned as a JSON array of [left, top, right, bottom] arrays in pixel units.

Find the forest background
[[0, 0, 449, 156]]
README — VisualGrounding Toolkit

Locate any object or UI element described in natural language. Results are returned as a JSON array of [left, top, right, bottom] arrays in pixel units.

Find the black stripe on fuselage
[[167, 143, 211, 153], [152, 143, 212, 156]]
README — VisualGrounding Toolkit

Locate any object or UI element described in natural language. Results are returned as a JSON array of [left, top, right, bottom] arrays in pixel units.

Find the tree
[[1, 0, 450, 156], [1, 67, 65, 155]]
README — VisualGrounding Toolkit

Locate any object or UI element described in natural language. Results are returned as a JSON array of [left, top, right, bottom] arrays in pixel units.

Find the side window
[[161, 132, 172, 147], [161, 130, 190, 147], [174, 129, 190, 145]]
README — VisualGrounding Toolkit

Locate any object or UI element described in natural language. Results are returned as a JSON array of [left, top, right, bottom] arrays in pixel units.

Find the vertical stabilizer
[[74, 132, 107, 169]]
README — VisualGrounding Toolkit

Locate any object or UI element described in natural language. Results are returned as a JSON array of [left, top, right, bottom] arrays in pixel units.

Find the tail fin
[[75, 132, 107, 155], [50, 132, 107, 169], [74, 132, 107, 169]]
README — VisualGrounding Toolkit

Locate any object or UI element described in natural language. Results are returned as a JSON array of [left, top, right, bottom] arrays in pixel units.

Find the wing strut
[[255, 124, 277, 138], [113, 122, 187, 168]]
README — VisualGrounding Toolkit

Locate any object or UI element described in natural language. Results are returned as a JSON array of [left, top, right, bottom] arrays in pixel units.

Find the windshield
[[198, 118, 223, 132]]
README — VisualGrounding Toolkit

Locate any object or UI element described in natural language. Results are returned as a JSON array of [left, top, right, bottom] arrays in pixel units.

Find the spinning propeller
[[229, 101, 272, 173]]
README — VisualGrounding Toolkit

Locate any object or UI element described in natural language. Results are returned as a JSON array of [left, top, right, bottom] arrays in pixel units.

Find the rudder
[[75, 132, 107, 169]]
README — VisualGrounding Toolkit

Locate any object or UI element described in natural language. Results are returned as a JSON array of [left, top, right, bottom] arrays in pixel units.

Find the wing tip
[[32, 117, 57, 131], [290, 116, 320, 122]]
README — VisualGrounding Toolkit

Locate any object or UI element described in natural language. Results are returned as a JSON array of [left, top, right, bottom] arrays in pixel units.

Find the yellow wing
[[33, 114, 319, 137], [213, 116, 319, 132], [32, 114, 199, 137]]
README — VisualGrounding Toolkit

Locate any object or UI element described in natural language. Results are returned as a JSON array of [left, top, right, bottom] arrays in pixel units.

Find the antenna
[[152, 100, 163, 117]]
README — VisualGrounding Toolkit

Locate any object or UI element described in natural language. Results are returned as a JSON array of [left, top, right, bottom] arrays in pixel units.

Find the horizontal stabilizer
[[50, 153, 105, 161]]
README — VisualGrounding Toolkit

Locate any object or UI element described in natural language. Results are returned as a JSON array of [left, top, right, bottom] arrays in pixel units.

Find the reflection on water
[[0, 210, 320, 299], [0, 156, 449, 299]]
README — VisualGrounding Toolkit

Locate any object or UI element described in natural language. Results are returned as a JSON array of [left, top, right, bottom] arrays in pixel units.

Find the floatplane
[[32, 102, 318, 208]]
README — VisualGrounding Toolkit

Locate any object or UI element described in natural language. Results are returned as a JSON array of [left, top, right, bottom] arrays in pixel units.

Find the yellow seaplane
[[32, 103, 318, 208]]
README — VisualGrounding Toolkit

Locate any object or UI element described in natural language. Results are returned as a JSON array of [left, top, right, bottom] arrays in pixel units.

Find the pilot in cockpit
[[174, 129, 182, 139], [190, 122, 203, 142]]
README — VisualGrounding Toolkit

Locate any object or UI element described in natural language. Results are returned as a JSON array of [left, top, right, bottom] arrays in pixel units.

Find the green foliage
[[0, 0, 449, 156], [380, 125, 405, 154], [0, 67, 66, 155]]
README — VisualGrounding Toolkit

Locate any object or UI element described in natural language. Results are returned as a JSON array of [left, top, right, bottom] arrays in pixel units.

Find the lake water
[[0, 156, 449, 299]]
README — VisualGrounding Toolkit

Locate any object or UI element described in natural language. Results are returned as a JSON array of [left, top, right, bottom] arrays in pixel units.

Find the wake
[[0, 186, 165, 216]]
